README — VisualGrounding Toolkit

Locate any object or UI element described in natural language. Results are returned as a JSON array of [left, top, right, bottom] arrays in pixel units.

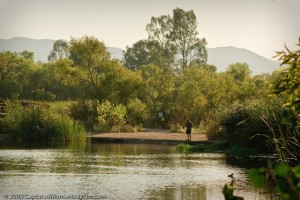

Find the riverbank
[[88, 131, 208, 145]]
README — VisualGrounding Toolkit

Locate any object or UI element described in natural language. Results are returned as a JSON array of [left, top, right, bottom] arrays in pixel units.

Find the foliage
[[170, 122, 184, 133], [97, 100, 126, 130], [226, 62, 251, 82], [138, 64, 175, 127], [249, 162, 300, 200], [48, 40, 69, 62], [123, 39, 173, 71], [68, 35, 110, 98], [268, 40, 300, 164], [273, 37, 300, 128], [1, 101, 86, 142], [110, 124, 144, 133], [174, 65, 217, 126], [96, 60, 142, 104], [69, 100, 99, 131], [147, 8, 207, 71], [0, 33, 280, 132], [0, 51, 34, 99], [1, 101, 23, 135], [225, 38, 300, 200], [175, 142, 227, 154], [124, 8, 207, 72], [125, 98, 149, 126], [175, 143, 196, 153], [47, 101, 74, 116], [218, 98, 284, 151], [203, 115, 220, 140]]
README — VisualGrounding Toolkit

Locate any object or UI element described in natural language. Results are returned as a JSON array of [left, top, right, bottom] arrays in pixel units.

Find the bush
[[170, 122, 184, 133], [2, 101, 86, 142], [218, 98, 284, 151], [126, 98, 148, 126], [69, 100, 98, 131], [97, 100, 126, 130], [204, 120, 220, 140]]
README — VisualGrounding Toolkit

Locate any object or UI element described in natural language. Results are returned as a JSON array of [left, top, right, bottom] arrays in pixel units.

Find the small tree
[[126, 98, 149, 126], [97, 100, 126, 130]]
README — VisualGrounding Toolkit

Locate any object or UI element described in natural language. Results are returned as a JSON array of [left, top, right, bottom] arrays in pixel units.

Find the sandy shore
[[88, 131, 208, 144]]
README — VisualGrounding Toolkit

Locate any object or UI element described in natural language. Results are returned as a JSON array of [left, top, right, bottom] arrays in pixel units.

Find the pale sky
[[0, 0, 299, 60]]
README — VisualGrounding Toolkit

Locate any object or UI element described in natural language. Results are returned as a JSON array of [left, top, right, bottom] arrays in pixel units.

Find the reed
[[2, 100, 86, 142], [218, 98, 284, 151]]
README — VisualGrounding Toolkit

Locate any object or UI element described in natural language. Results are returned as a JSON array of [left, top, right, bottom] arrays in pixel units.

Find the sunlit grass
[[175, 142, 227, 154], [1, 100, 86, 142]]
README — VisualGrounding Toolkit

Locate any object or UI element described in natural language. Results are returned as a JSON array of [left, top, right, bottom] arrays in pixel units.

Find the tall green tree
[[0, 51, 34, 99], [174, 66, 217, 125], [96, 59, 142, 104], [138, 64, 175, 125], [123, 39, 173, 71], [226, 62, 252, 82], [48, 40, 69, 62], [68, 35, 110, 97], [146, 7, 207, 72]]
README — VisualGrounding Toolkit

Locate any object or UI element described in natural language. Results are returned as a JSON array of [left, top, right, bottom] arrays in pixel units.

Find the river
[[0, 143, 279, 200]]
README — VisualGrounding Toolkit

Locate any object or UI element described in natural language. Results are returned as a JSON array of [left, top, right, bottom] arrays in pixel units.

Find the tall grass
[[260, 117, 300, 164], [2, 101, 86, 142], [218, 98, 284, 151], [218, 97, 300, 163]]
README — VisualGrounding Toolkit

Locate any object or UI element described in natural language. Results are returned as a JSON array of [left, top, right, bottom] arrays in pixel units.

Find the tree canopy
[[124, 8, 207, 72]]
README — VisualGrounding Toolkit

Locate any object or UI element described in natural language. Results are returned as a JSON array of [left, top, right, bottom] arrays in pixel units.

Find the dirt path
[[88, 131, 207, 144]]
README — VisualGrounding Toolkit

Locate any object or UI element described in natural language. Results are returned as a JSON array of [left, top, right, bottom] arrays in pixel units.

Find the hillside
[[207, 46, 280, 74], [0, 37, 280, 74], [0, 37, 123, 61]]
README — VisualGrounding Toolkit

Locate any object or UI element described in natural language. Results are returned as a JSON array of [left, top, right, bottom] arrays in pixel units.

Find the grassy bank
[[1, 101, 86, 142], [175, 142, 261, 156]]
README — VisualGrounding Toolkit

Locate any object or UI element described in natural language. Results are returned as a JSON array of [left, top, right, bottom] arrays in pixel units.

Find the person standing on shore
[[185, 119, 193, 141]]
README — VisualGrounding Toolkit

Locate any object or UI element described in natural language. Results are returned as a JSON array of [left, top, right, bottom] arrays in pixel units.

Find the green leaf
[[276, 177, 290, 194], [248, 168, 266, 188], [274, 162, 290, 178], [292, 165, 300, 179]]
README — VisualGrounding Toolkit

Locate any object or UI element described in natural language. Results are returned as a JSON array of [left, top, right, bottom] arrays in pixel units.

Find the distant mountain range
[[0, 37, 280, 75]]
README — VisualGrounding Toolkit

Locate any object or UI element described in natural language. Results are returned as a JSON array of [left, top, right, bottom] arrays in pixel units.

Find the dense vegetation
[[0, 8, 299, 162], [1, 101, 86, 142], [225, 41, 299, 199], [0, 7, 299, 199]]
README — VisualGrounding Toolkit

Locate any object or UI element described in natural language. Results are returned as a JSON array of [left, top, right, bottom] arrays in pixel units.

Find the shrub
[[204, 119, 220, 140], [218, 98, 284, 151], [248, 162, 300, 200], [126, 98, 148, 126], [97, 100, 126, 130], [69, 100, 98, 131], [170, 122, 184, 133], [2, 101, 86, 142]]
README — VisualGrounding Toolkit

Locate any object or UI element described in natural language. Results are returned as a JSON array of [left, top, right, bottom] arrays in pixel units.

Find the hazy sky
[[0, 0, 299, 60]]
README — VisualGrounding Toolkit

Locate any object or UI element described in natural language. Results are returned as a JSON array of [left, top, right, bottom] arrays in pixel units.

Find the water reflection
[[0, 143, 279, 199]]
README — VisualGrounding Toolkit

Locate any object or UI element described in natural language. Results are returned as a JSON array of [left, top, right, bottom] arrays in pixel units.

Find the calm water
[[0, 143, 278, 200]]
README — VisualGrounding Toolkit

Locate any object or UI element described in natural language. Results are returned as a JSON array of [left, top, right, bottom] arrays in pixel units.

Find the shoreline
[[88, 131, 208, 145]]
